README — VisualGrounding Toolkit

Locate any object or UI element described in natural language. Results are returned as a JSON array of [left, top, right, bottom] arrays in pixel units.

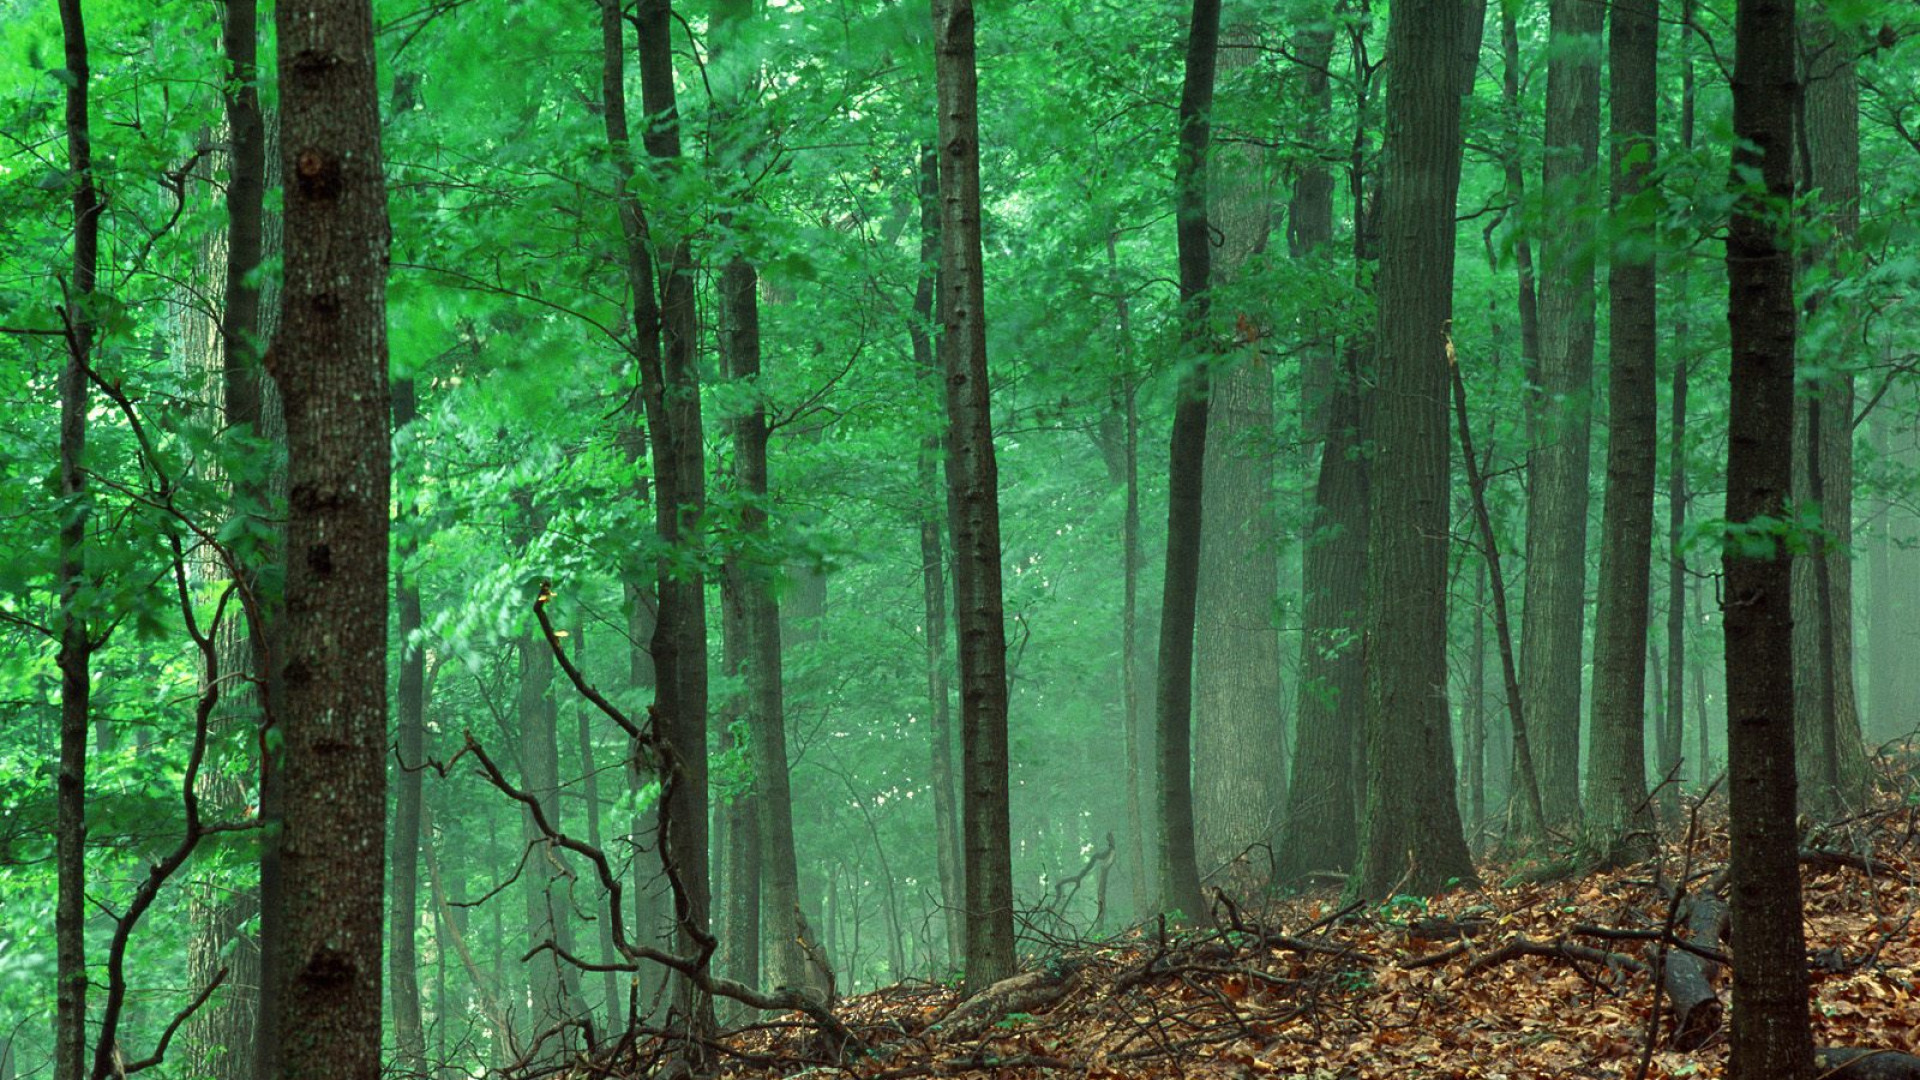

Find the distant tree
[[1584, 0, 1658, 865], [1722, 0, 1815, 1074], [931, 0, 1017, 992], [1352, 0, 1478, 900], [1155, 0, 1220, 923], [261, 0, 391, 1077]]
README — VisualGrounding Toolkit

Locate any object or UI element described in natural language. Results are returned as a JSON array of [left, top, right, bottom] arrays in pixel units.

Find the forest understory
[[627, 756, 1920, 1080]]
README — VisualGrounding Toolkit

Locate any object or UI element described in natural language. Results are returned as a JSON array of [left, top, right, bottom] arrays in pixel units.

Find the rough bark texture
[[1792, 10, 1871, 815], [1519, 0, 1602, 832], [1155, 0, 1221, 923], [1352, 0, 1478, 900], [54, 3, 98, 1077], [1723, 0, 1816, 1074], [1281, 18, 1367, 884], [931, 0, 1017, 993], [1584, 0, 1658, 866], [911, 145, 967, 968], [263, 0, 391, 1074], [1194, 25, 1282, 877]]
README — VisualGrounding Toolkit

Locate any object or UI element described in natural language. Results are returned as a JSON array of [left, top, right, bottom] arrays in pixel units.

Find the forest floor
[[687, 779, 1920, 1079]]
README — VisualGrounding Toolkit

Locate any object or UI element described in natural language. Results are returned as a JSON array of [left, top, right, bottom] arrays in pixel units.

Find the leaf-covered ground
[[683, 788, 1920, 1080]]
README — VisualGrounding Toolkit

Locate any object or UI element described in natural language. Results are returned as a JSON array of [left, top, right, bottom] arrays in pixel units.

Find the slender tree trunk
[[1155, 0, 1221, 923], [262, 0, 390, 1073], [1723, 0, 1815, 1072], [1584, 0, 1658, 866], [1518, 0, 1602, 833], [1352, 0, 1478, 900], [54, 2, 99, 1077], [1669, 0, 1700, 795], [598, 0, 712, 1033], [1194, 25, 1284, 877], [911, 146, 967, 968], [931, 0, 1017, 992], [391, 379, 429, 1076]]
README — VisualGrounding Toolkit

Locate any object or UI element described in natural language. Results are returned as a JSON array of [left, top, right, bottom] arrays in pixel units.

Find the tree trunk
[[1723, 0, 1816, 1073], [1583, 0, 1658, 866], [1281, 18, 1370, 884], [1518, 0, 1602, 833], [1792, 9, 1871, 815], [598, 0, 713, 1035], [391, 379, 429, 1075], [1194, 25, 1284, 878], [911, 146, 967, 969], [262, 0, 391, 1074], [1352, 0, 1478, 900], [931, 0, 1017, 992], [1155, 0, 1221, 923], [54, 2, 99, 1076]]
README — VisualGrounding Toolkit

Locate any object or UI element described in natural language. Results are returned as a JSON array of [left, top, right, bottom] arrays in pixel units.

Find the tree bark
[[911, 145, 967, 969], [1518, 0, 1603, 833], [1583, 0, 1658, 866], [262, 0, 391, 1074], [1155, 0, 1221, 923], [390, 378, 429, 1075], [931, 0, 1017, 992], [598, 0, 714, 1034], [1723, 0, 1816, 1073], [54, 2, 99, 1077], [1352, 0, 1478, 900], [1194, 25, 1284, 878], [1791, 9, 1871, 814], [1281, 18, 1370, 884]]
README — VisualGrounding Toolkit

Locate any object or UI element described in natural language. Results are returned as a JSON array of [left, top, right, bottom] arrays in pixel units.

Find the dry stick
[[1447, 327, 1547, 832], [522, 586, 861, 1053], [1629, 777, 1718, 1080]]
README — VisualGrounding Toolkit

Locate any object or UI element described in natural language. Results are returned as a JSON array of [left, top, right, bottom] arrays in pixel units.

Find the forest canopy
[[4, 0, 1919, 1077]]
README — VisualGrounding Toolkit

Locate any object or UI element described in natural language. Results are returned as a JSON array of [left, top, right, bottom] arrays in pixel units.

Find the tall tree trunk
[[911, 146, 967, 968], [1791, 9, 1871, 814], [1584, 0, 1658, 866], [717, 593, 761, 1002], [263, 0, 391, 1074], [1155, 0, 1221, 923], [1668, 0, 1700, 795], [1281, 16, 1370, 883], [54, 2, 99, 1077], [1723, 0, 1815, 1072], [1194, 25, 1284, 878], [1518, 0, 1602, 833], [598, 0, 713, 1034], [390, 379, 429, 1075], [1351, 0, 1478, 900], [932, 0, 1017, 992]]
